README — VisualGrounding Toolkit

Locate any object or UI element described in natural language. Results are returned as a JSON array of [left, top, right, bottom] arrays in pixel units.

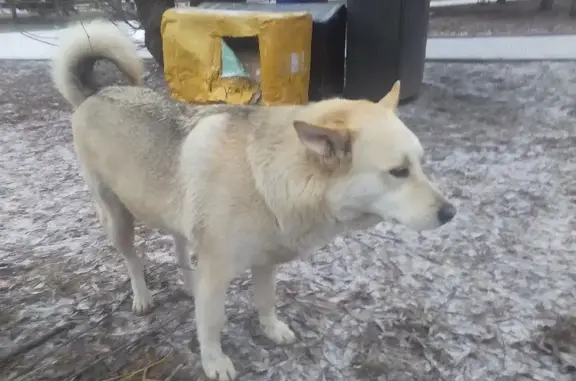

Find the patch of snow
[[0, 20, 149, 60]]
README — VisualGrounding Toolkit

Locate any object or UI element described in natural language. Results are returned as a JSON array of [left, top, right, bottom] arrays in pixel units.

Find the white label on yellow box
[[290, 52, 299, 74]]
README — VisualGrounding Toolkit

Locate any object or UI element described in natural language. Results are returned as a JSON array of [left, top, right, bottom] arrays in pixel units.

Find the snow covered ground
[[0, 22, 149, 60], [1, 3, 576, 380], [1, 56, 576, 381]]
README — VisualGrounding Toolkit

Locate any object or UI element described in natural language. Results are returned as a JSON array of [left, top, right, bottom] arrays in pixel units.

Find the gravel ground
[[1, 59, 575, 381], [429, 0, 576, 37]]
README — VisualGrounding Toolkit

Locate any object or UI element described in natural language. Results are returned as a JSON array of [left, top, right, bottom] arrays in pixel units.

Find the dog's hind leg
[[251, 265, 296, 345], [173, 234, 195, 297], [95, 185, 154, 315], [195, 251, 237, 381]]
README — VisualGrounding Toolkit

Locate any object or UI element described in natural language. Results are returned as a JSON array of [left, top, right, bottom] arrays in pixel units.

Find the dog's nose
[[437, 202, 456, 225]]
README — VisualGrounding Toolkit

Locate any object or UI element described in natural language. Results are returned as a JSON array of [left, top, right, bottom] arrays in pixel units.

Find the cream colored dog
[[52, 20, 456, 381]]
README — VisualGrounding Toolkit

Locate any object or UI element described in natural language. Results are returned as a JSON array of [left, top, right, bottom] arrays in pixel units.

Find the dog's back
[[51, 21, 177, 229], [51, 20, 242, 231]]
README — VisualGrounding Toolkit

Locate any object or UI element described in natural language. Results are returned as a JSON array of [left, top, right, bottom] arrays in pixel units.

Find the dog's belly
[[257, 247, 301, 265]]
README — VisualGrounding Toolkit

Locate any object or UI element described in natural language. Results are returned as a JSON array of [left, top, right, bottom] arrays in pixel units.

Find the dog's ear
[[293, 120, 351, 157], [378, 80, 400, 111]]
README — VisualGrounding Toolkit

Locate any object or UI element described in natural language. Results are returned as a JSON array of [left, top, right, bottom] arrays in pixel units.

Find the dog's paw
[[132, 290, 154, 315], [261, 319, 296, 345], [202, 353, 236, 381]]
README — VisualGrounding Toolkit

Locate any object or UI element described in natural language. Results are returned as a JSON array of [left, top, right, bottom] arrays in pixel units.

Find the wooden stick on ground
[[0, 322, 77, 366]]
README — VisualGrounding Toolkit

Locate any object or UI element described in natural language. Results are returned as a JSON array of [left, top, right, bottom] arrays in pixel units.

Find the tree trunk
[[133, 0, 175, 67]]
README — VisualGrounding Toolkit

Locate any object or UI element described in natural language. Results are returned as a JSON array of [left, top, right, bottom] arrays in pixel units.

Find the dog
[[51, 20, 456, 381]]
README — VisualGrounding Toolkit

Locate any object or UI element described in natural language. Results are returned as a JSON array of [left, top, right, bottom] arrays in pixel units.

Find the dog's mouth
[[335, 212, 382, 227]]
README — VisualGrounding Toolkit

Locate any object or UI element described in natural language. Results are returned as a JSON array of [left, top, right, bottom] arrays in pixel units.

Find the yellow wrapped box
[[161, 8, 313, 105]]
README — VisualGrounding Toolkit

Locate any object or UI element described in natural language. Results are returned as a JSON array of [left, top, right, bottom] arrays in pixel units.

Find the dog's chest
[[263, 246, 302, 265], [270, 227, 342, 264], [252, 217, 378, 266]]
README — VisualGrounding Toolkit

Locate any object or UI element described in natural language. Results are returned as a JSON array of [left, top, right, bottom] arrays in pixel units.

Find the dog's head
[[294, 81, 456, 231]]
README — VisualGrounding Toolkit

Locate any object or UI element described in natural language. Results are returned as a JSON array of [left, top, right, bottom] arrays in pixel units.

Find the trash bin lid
[[197, 2, 345, 23]]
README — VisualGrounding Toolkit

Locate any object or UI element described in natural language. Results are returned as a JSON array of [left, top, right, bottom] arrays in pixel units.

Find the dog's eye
[[389, 167, 410, 178]]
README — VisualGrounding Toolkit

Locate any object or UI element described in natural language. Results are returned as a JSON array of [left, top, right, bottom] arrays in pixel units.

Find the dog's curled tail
[[52, 19, 144, 108]]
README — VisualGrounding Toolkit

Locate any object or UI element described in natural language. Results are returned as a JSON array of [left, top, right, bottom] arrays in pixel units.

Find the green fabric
[[221, 41, 250, 79]]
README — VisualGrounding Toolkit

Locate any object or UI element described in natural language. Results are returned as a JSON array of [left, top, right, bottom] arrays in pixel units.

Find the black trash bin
[[344, 0, 431, 102]]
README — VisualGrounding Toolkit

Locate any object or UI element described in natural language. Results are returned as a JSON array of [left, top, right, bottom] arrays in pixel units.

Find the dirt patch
[[429, 0, 576, 36], [1, 58, 576, 381]]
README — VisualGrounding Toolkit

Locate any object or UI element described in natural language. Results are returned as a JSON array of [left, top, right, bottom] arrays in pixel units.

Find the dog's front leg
[[251, 265, 296, 344], [196, 259, 236, 381]]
